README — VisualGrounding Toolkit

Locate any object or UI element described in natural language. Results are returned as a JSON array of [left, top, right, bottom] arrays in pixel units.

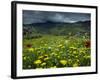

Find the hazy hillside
[[23, 20, 90, 36]]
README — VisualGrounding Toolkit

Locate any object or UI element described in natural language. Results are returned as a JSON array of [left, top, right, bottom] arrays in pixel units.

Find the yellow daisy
[[73, 63, 78, 67], [60, 60, 67, 65], [44, 57, 49, 61], [28, 48, 34, 52], [34, 60, 42, 64], [41, 62, 46, 66]]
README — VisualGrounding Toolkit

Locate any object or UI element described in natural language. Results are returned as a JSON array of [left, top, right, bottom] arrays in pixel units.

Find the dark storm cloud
[[23, 10, 90, 24]]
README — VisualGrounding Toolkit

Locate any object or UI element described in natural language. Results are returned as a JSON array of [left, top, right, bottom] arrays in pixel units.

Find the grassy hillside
[[23, 21, 90, 37]]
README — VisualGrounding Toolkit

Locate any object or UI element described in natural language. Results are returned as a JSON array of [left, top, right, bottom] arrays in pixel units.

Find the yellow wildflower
[[44, 57, 49, 61], [34, 60, 42, 64], [73, 63, 78, 67], [69, 47, 77, 50], [38, 56, 44, 59], [41, 62, 46, 66], [60, 60, 67, 65], [44, 54, 48, 57], [28, 48, 34, 52]]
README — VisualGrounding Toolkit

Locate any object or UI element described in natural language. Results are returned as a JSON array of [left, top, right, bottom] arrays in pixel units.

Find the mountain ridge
[[23, 20, 91, 36]]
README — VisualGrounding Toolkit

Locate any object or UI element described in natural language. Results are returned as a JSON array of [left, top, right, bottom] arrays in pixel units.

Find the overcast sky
[[23, 10, 91, 24]]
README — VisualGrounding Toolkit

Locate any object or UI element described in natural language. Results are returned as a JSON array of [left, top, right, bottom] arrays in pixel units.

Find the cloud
[[23, 10, 90, 24]]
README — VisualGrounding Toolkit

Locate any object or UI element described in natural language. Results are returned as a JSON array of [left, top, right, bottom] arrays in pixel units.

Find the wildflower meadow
[[23, 34, 91, 69]]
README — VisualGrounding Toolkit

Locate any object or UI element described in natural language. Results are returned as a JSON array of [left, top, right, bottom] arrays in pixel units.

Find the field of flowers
[[23, 35, 91, 69]]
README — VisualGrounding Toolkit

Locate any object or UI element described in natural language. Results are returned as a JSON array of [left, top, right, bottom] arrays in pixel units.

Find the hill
[[23, 20, 90, 36]]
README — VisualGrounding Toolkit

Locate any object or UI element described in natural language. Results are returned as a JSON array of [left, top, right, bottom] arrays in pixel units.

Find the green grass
[[23, 35, 91, 69]]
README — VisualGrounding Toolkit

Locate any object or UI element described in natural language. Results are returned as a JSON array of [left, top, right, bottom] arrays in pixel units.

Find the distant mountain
[[23, 20, 91, 35]]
